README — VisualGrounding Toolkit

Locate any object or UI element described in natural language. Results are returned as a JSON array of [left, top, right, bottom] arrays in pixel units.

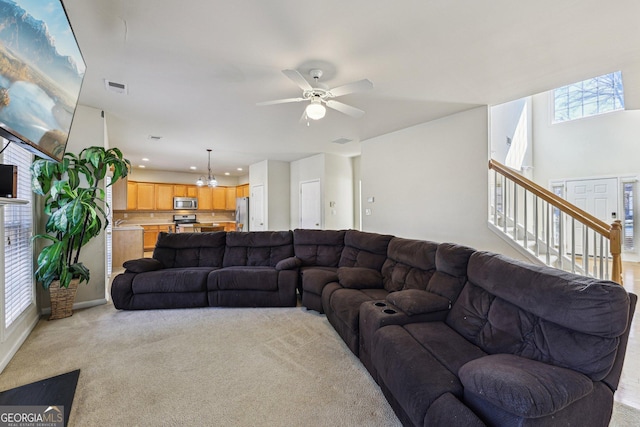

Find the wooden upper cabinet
[[197, 186, 213, 210], [187, 185, 198, 197], [225, 187, 236, 211], [137, 182, 155, 210], [173, 184, 187, 197], [236, 184, 249, 198], [155, 184, 174, 210], [212, 187, 226, 210], [127, 181, 138, 210]]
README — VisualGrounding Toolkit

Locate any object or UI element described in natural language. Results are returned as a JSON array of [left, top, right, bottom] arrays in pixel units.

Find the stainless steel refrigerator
[[235, 197, 249, 231]]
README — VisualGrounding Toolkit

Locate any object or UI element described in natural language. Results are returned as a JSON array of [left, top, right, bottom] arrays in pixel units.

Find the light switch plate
[[365, 209, 372, 215]]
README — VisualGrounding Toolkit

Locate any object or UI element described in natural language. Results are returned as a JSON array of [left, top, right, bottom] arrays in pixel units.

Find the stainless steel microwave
[[173, 197, 198, 210]]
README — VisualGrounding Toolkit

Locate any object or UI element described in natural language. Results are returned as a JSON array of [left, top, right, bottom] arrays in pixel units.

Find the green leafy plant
[[31, 146, 130, 289]]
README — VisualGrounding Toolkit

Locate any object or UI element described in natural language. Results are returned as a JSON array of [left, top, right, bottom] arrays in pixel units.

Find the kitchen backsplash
[[113, 211, 235, 225]]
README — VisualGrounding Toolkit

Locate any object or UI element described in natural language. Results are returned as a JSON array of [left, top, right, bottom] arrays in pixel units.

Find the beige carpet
[[1, 303, 638, 426], [0, 304, 400, 426]]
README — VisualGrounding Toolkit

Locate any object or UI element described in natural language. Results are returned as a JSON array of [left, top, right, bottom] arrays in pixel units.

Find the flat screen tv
[[0, 0, 85, 162]]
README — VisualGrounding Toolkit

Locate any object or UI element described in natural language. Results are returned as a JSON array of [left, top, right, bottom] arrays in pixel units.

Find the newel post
[[610, 220, 623, 285]]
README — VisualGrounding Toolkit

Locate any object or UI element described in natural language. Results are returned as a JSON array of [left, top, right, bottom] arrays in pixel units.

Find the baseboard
[[39, 298, 108, 316]]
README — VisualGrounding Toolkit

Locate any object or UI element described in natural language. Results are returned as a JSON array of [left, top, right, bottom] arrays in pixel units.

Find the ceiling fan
[[257, 69, 373, 121]]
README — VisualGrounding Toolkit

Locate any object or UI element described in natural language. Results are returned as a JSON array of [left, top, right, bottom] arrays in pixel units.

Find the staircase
[[488, 159, 623, 284]]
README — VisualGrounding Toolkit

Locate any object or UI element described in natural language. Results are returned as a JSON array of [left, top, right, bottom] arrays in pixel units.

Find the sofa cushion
[[381, 237, 437, 292], [386, 289, 450, 316], [459, 354, 593, 418], [446, 251, 631, 380], [372, 324, 463, 427], [208, 266, 279, 291], [293, 229, 345, 267], [223, 231, 293, 267], [301, 267, 338, 295], [131, 267, 214, 294], [337, 267, 383, 289], [425, 393, 486, 427], [275, 256, 302, 271], [153, 232, 226, 268], [339, 230, 393, 270], [426, 243, 475, 302], [123, 258, 163, 273], [403, 321, 487, 375]]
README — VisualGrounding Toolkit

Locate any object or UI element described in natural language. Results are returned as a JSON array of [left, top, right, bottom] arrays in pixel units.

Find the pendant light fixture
[[196, 149, 217, 187]]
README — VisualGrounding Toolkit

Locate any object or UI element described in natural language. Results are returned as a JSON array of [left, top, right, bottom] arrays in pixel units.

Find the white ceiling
[[63, 0, 640, 176]]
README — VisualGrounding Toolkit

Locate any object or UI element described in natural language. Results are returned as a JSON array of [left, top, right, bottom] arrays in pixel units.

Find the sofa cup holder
[[374, 302, 387, 307], [383, 308, 397, 315]]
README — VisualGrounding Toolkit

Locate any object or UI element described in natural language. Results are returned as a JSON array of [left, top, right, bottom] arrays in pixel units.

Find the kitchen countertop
[[112, 225, 144, 230]]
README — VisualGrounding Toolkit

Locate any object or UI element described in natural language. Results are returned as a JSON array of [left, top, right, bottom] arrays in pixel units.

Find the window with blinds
[[3, 142, 34, 327]]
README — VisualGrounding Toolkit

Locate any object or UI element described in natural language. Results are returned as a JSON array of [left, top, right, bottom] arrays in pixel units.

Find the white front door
[[300, 180, 321, 229], [566, 178, 618, 254], [251, 184, 265, 231]]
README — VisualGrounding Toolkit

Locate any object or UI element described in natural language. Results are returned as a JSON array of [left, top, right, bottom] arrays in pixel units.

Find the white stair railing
[[489, 160, 622, 284]]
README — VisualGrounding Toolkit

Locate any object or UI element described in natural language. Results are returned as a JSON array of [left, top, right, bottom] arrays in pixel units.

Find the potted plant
[[31, 146, 130, 319]]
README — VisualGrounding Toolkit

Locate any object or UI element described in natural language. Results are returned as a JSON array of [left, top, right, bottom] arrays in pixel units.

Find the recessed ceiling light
[[138, 165, 145, 168], [224, 172, 230, 176], [237, 168, 243, 171], [142, 158, 149, 162], [189, 166, 197, 170]]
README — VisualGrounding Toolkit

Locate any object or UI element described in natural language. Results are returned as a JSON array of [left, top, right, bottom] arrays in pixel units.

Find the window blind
[[3, 142, 34, 327]]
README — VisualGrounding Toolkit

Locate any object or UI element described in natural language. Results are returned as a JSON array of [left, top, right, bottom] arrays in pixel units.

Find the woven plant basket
[[49, 278, 80, 320]]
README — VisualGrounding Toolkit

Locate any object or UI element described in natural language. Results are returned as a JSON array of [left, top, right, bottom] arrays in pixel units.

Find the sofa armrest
[[275, 256, 302, 271], [337, 267, 383, 289], [459, 354, 593, 418], [386, 289, 451, 316], [123, 258, 164, 273]]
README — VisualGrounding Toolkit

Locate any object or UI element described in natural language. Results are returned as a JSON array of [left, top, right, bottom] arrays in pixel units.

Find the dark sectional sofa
[[111, 229, 637, 427]]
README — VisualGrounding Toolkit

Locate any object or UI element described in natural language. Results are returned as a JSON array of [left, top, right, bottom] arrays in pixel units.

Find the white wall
[[36, 105, 108, 311], [249, 159, 290, 231], [324, 154, 353, 230], [128, 169, 239, 186], [289, 153, 354, 230], [490, 97, 533, 175], [532, 91, 640, 185], [361, 106, 522, 255]]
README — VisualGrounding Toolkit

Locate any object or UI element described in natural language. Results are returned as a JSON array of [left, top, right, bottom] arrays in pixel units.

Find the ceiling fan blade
[[326, 100, 365, 118], [328, 79, 373, 97], [256, 97, 305, 106], [282, 69, 313, 91]]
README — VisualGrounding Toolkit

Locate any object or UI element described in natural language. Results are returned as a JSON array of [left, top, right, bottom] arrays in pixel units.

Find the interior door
[[566, 178, 618, 255], [251, 184, 265, 231], [300, 180, 322, 229]]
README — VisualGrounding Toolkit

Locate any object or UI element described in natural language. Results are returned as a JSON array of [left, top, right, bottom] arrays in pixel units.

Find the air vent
[[148, 135, 162, 141], [332, 137, 353, 145], [104, 79, 128, 94]]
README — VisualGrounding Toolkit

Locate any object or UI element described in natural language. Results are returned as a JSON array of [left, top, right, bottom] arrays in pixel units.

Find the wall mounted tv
[[0, 0, 85, 162]]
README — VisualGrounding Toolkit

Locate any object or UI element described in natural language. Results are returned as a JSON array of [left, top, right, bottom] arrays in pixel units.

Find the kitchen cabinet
[[187, 185, 198, 197], [225, 187, 236, 211], [173, 184, 187, 197], [155, 184, 174, 210], [112, 226, 143, 269], [142, 224, 174, 251], [212, 187, 226, 210], [127, 181, 138, 210], [236, 184, 249, 198], [197, 186, 213, 210], [137, 183, 156, 210], [224, 222, 236, 232]]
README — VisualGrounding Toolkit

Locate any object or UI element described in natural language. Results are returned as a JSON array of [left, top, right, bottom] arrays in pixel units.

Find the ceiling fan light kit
[[305, 98, 326, 120], [257, 68, 373, 121], [196, 149, 218, 187]]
